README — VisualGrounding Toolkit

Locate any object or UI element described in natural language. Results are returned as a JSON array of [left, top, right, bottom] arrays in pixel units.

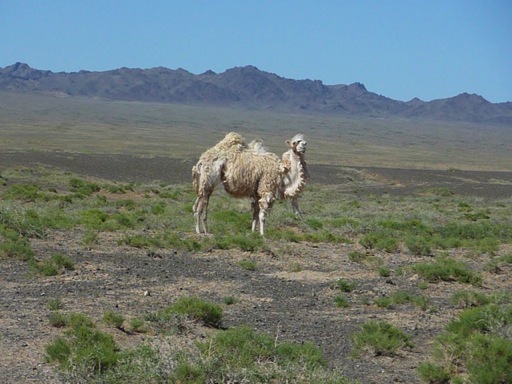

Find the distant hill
[[1, 62, 511, 124]]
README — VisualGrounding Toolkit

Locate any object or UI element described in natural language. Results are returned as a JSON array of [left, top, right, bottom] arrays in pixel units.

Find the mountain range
[[1, 62, 511, 124]]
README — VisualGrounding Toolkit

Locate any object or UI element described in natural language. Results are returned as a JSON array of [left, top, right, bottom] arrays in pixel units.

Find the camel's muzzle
[[295, 140, 307, 154]]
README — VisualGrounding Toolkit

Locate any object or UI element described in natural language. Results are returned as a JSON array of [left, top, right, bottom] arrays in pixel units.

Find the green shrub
[[48, 311, 67, 328], [32, 253, 75, 276], [412, 256, 482, 285], [289, 262, 302, 272], [378, 266, 391, 277], [405, 235, 432, 256], [466, 334, 512, 384], [306, 218, 323, 230], [46, 314, 120, 374], [334, 295, 350, 308], [391, 291, 413, 305], [167, 297, 223, 328], [47, 298, 63, 311], [336, 279, 356, 292], [238, 259, 257, 271], [3, 184, 46, 201], [197, 326, 327, 373], [78, 208, 110, 229], [103, 311, 125, 329], [82, 230, 98, 245], [419, 302, 512, 383], [223, 296, 237, 305], [0, 228, 34, 260], [0, 206, 46, 237], [128, 317, 146, 333], [451, 290, 491, 308], [348, 251, 367, 263], [215, 233, 264, 251], [150, 201, 166, 215], [69, 178, 100, 197], [412, 295, 431, 311], [374, 297, 393, 309], [418, 362, 451, 383], [352, 321, 413, 356], [360, 232, 398, 252], [304, 230, 349, 244]]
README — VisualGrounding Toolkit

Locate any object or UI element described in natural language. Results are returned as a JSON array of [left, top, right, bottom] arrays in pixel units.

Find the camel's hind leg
[[192, 159, 223, 234], [251, 198, 260, 233], [257, 192, 274, 237], [291, 196, 304, 220]]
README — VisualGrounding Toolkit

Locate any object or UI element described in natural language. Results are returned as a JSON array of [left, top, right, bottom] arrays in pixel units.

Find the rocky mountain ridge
[[1, 62, 511, 124]]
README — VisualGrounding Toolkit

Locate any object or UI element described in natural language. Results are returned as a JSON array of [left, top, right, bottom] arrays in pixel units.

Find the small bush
[[69, 178, 100, 197], [378, 266, 391, 277], [375, 297, 393, 309], [352, 321, 413, 356], [348, 251, 367, 263], [306, 217, 323, 230], [334, 295, 350, 308], [33, 253, 75, 276], [412, 295, 431, 311], [46, 313, 120, 374], [167, 297, 223, 328], [336, 279, 356, 292], [78, 208, 110, 229], [405, 235, 432, 256], [289, 262, 302, 272], [223, 296, 237, 305], [3, 184, 45, 201], [451, 290, 491, 308], [196, 326, 328, 374], [47, 298, 63, 311], [419, 302, 512, 383], [82, 230, 99, 245], [360, 232, 398, 251], [216, 233, 264, 251], [128, 317, 146, 333], [103, 311, 124, 329], [412, 256, 481, 285], [418, 362, 451, 383], [238, 259, 257, 271], [48, 311, 67, 328], [0, 228, 35, 260]]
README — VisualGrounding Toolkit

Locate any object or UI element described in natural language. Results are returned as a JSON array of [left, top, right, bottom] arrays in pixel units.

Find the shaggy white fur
[[192, 132, 308, 236]]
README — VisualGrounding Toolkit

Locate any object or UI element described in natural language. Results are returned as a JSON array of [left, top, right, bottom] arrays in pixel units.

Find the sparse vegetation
[[336, 278, 357, 292], [237, 258, 257, 271], [418, 297, 512, 383], [352, 321, 414, 356], [166, 297, 223, 328], [103, 311, 125, 329], [44, 313, 354, 383], [413, 255, 482, 285], [1, 155, 512, 383]]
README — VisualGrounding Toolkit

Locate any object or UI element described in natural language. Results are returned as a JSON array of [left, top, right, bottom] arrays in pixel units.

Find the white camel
[[192, 132, 308, 236]]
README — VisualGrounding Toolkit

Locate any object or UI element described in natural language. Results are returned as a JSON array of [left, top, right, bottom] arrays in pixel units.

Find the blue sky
[[1, 1, 511, 102]]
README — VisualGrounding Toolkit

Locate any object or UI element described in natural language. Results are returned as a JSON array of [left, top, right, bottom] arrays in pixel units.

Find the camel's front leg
[[291, 196, 304, 220], [193, 194, 210, 234], [258, 193, 274, 237]]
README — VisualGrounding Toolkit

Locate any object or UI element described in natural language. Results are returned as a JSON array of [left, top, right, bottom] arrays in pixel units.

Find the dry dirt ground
[[1, 152, 511, 384]]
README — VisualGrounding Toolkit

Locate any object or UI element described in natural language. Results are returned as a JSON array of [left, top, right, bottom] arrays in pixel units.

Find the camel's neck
[[282, 150, 307, 198]]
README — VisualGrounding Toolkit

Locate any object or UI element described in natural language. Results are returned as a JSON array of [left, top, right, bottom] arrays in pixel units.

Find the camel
[[192, 132, 308, 236]]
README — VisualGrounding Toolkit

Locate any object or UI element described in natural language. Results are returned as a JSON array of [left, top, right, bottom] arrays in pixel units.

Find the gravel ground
[[0, 151, 511, 383]]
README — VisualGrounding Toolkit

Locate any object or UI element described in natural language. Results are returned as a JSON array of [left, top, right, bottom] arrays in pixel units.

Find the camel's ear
[[286, 140, 292, 147]]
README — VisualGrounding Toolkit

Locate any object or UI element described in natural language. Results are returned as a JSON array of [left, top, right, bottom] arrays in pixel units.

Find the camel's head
[[287, 134, 307, 155]]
